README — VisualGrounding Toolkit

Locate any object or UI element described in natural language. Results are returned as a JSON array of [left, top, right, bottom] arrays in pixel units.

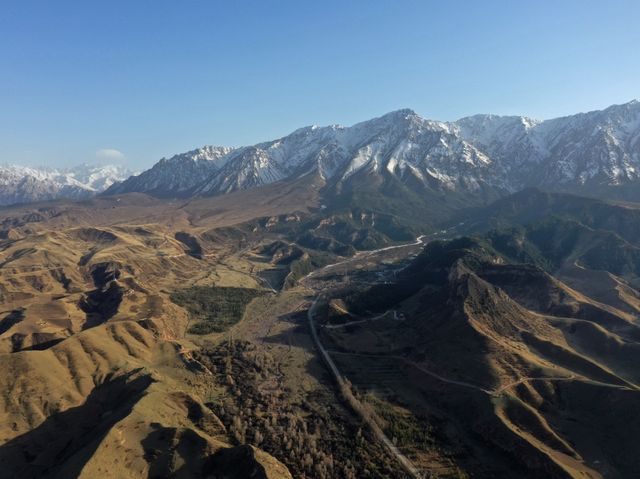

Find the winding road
[[307, 296, 424, 479], [299, 226, 637, 478], [300, 231, 463, 478]]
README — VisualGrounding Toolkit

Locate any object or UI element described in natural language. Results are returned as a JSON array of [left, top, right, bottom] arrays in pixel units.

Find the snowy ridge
[[0, 164, 134, 206], [106, 100, 640, 199], [106, 146, 233, 197]]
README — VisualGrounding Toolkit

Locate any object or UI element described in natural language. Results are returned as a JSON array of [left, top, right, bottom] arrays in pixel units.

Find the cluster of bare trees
[[198, 340, 401, 478]]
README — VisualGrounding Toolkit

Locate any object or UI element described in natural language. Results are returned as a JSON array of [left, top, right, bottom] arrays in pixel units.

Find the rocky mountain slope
[[102, 146, 233, 198], [107, 100, 640, 201], [0, 164, 134, 206], [454, 100, 640, 192]]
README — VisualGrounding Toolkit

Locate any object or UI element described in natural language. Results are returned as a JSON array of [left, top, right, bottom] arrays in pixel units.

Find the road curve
[[301, 233, 431, 283]]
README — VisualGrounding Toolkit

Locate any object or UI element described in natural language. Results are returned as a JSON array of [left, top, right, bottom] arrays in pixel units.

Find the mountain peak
[[380, 108, 419, 120], [352, 108, 423, 131]]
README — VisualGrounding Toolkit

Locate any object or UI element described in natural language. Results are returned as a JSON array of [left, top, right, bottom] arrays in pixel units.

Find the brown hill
[[0, 186, 325, 478]]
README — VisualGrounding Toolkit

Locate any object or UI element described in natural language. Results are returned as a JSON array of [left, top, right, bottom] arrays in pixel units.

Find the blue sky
[[1, 1, 639, 168]]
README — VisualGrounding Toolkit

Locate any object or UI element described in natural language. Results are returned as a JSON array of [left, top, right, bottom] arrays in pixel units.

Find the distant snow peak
[[0, 163, 134, 206]]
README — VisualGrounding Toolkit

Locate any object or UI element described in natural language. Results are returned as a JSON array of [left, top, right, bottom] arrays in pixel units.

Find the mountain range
[[106, 100, 640, 202], [1, 163, 640, 476], [0, 164, 134, 206]]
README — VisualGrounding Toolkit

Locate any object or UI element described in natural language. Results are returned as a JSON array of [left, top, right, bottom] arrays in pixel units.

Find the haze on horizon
[[1, 0, 638, 169]]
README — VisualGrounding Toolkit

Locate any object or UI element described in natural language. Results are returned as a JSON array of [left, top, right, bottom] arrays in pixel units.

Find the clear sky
[[1, 0, 639, 168]]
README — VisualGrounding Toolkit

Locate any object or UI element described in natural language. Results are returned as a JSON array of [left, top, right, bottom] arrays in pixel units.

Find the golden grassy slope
[[0, 185, 323, 478]]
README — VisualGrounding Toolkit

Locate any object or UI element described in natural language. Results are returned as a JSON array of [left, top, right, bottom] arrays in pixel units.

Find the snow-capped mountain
[[452, 100, 640, 188], [106, 146, 233, 197], [0, 164, 134, 206], [108, 109, 501, 198], [193, 109, 505, 195], [65, 163, 135, 191], [105, 100, 640, 200]]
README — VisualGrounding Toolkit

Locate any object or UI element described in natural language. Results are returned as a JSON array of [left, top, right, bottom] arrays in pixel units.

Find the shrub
[[170, 286, 266, 335]]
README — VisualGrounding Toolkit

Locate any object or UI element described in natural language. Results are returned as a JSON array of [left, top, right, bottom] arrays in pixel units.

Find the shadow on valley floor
[[141, 425, 269, 479], [0, 370, 153, 479], [80, 282, 124, 330]]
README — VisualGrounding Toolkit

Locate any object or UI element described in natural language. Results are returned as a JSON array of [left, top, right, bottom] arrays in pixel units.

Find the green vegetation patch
[[283, 250, 335, 288], [367, 395, 434, 450], [170, 286, 267, 335]]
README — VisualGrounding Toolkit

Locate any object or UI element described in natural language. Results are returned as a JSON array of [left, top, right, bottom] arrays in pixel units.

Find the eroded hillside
[[0, 185, 414, 478], [1, 187, 639, 478]]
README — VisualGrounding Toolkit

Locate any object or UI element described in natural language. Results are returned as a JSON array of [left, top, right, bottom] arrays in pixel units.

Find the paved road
[[307, 296, 424, 479]]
